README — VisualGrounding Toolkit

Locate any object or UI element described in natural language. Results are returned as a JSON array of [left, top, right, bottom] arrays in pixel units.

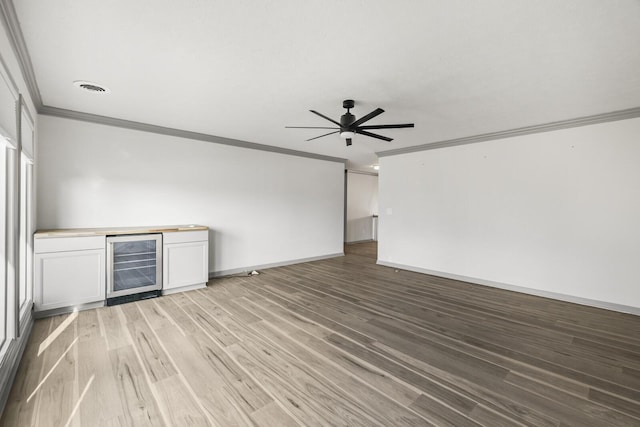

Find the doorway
[[344, 169, 378, 252]]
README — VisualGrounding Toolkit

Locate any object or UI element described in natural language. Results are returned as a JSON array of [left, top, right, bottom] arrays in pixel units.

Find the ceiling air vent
[[73, 80, 111, 94]]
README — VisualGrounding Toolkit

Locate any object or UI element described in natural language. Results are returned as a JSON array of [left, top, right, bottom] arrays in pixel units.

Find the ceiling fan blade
[[355, 129, 393, 142], [285, 126, 339, 129], [358, 123, 414, 130], [310, 110, 341, 127], [350, 108, 385, 127], [306, 130, 340, 141]]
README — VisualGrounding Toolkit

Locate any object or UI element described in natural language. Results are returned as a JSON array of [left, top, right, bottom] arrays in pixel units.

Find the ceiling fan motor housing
[[341, 100, 356, 130], [340, 112, 356, 129]]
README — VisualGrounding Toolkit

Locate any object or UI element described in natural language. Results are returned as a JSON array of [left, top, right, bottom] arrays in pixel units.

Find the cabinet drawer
[[163, 230, 208, 244], [35, 235, 106, 253]]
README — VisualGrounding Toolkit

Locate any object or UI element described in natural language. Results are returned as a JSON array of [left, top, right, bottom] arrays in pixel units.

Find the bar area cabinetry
[[33, 225, 209, 317], [34, 236, 106, 313], [163, 230, 208, 294]]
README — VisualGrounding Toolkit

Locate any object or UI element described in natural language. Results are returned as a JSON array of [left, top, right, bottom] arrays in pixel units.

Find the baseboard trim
[[162, 283, 206, 295], [377, 260, 640, 316], [33, 300, 106, 319], [345, 239, 375, 244], [0, 309, 34, 415], [209, 252, 344, 278]]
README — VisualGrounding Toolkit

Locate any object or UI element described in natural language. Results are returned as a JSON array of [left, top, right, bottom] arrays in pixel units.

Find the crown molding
[[1, 0, 344, 164], [0, 0, 43, 109], [5, 0, 640, 165], [377, 106, 640, 158], [40, 106, 347, 163]]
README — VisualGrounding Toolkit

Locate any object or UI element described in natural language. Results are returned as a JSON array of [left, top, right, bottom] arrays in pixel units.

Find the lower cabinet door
[[34, 249, 106, 312], [163, 241, 209, 290]]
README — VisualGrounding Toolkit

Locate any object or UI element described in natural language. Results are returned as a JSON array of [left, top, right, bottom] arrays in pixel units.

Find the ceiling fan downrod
[[340, 100, 356, 145]]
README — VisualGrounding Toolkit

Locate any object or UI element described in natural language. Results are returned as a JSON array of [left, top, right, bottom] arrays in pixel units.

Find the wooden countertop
[[34, 224, 208, 238]]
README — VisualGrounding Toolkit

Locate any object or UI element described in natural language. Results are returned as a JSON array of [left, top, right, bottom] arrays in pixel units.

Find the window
[[19, 153, 33, 316], [0, 137, 8, 357], [0, 60, 15, 360], [0, 91, 34, 361], [19, 100, 35, 325]]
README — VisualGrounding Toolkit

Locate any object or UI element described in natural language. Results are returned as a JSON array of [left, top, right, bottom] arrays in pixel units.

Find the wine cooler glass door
[[107, 234, 162, 298]]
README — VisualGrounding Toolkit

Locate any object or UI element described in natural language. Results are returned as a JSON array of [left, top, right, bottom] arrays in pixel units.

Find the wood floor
[[3, 242, 640, 426]]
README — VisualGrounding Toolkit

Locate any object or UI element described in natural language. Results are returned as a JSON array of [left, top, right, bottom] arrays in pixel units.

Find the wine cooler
[[106, 234, 162, 305]]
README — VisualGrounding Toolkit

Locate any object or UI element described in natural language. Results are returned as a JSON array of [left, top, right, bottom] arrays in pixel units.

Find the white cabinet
[[33, 226, 208, 315], [163, 230, 209, 293], [34, 236, 105, 313]]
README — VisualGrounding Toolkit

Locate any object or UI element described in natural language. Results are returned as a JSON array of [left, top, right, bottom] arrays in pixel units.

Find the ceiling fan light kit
[[286, 99, 414, 146], [340, 130, 355, 138]]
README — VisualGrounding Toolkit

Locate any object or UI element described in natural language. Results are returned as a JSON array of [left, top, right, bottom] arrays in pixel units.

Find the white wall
[[378, 117, 640, 311], [36, 115, 344, 274], [345, 172, 378, 243]]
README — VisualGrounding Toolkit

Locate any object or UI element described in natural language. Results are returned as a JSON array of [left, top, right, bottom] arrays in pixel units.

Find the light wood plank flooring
[[2, 242, 640, 426]]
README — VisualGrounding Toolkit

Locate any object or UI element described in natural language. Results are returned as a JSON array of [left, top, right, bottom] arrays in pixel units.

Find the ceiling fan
[[286, 99, 414, 146]]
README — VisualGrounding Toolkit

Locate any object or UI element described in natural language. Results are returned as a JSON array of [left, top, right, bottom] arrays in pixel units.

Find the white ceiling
[[12, 0, 640, 171]]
